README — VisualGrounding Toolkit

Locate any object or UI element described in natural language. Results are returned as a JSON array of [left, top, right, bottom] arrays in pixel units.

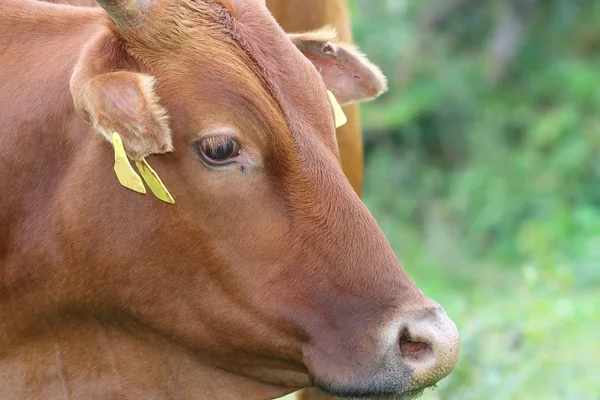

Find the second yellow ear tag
[[135, 158, 175, 204], [327, 90, 347, 128], [112, 132, 146, 194]]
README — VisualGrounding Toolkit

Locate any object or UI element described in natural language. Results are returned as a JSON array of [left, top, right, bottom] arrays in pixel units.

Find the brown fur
[[70, 31, 173, 160], [267, 0, 366, 196], [0, 0, 459, 399], [39, 0, 372, 195], [267, 4, 369, 398]]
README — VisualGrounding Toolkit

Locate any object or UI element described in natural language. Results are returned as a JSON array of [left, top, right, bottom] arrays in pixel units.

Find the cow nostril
[[400, 339, 428, 356], [395, 307, 460, 391], [399, 327, 431, 360]]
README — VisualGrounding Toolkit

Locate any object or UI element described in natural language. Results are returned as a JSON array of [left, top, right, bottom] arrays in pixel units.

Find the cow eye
[[194, 135, 241, 165]]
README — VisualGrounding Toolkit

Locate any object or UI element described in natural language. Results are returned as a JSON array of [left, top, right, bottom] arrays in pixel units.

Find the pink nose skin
[[395, 306, 460, 393]]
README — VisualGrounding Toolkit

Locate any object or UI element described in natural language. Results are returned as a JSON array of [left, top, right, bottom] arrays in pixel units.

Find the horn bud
[[96, 0, 153, 27]]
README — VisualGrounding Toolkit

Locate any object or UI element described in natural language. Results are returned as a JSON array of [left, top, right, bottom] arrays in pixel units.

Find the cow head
[[66, 0, 459, 398]]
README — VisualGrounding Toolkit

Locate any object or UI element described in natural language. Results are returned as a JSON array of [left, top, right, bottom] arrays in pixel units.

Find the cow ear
[[289, 27, 388, 105], [70, 30, 172, 161]]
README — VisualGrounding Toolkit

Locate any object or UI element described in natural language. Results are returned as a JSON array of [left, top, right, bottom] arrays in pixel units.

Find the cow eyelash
[[193, 135, 241, 166]]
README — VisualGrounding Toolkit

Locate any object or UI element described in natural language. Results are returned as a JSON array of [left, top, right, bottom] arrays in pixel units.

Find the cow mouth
[[313, 379, 427, 400], [338, 388, 425, 400]]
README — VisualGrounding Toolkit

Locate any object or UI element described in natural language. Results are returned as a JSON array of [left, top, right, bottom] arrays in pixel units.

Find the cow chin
[[312, 377, 428, 400], [316, 388, 426, 400], [339, 389, 425, 400]]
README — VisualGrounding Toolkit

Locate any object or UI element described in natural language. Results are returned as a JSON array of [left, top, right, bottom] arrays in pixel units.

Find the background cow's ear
[[289, 27, 388, 105], [70, 30, 172, 161]]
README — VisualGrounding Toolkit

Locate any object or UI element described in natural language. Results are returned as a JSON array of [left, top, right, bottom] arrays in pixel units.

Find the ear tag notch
[[112, 132, 146, 195], [327, 90, 347, 128], [135, 158, 175, 204]]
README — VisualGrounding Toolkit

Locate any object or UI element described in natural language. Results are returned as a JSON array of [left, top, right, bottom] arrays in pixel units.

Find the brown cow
[[0, 1, 459, 400]]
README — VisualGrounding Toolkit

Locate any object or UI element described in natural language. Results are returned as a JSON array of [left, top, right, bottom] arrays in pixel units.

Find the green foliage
[[350, 0, 600, 398]]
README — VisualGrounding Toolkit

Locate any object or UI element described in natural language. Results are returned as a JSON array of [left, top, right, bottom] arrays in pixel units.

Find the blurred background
[[348, 0, 599, 399]]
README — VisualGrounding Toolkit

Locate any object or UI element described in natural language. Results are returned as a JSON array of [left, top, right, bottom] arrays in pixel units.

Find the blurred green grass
[[363, 176, 600, 399], [352, 0, 600, 398]]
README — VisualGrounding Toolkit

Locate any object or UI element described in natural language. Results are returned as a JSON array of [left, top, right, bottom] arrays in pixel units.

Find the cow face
[[68, 0, 459, 398]]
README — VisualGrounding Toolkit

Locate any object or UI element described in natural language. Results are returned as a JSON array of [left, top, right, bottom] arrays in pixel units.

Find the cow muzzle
[[305, 304, 460, 399]]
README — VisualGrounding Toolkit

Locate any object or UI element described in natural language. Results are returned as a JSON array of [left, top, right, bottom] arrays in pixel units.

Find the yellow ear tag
[[135, 158, 175, 204], [327, 90, 347, 128], [112, 132, 146, 195]]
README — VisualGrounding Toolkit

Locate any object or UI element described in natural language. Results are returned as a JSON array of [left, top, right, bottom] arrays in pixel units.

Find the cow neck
[[0, 313, 302, 400]]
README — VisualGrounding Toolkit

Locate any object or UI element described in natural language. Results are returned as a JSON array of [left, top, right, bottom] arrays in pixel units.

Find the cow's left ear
[[289, 27, 388, 105], [69, 28, 175, 203], [70, 29, 172, 161]]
